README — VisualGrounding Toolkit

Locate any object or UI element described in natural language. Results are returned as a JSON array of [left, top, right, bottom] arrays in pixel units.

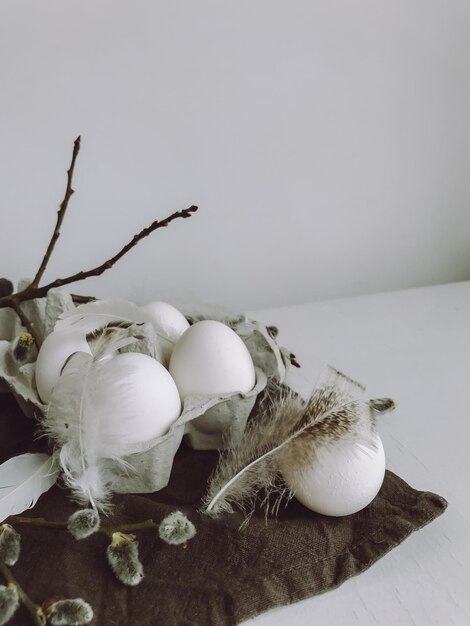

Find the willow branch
[[37, 205, 198, 293], [100, 519, 160, 537], [0, 561, 46, 626], [6, 516, 67, 530], [31, 136, 81, 288], [0, 205, 198, 309], [7, 515, 159, 537], [9, 299, 41, 347]]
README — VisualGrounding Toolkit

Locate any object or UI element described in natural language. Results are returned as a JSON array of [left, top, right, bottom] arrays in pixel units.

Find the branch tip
[[31, 137, 82, 288]]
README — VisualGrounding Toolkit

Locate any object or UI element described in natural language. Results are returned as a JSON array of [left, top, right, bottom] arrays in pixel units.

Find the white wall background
[[1, 0, 469, 311]]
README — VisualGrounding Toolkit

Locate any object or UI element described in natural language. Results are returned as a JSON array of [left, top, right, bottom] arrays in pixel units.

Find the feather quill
[[55, 299, 150, 333], [202, 367, 394, 522], [43, 328, 137, 511], [0, 453, 59, 522], [55, 299, 174, 354]]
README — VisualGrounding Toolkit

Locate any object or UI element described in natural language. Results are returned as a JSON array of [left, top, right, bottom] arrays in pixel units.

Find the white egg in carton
[[0, 284, 288, 495]]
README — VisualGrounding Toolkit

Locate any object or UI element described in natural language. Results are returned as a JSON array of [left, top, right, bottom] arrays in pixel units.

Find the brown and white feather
[[201, 367, 391, 523]]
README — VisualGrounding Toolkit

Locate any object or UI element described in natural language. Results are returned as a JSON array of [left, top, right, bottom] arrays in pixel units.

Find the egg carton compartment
[[110, 367, 267, 494], [182, 367, 268, 451], [0, 284, 73, 417]]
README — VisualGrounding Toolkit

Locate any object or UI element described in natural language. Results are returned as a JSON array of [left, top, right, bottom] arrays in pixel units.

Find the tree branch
[[31, 136, 81, 288], [9, 299, 41, 347], [38, 204, 198, 293], [0, 137, 199, 341], [7, 515, 160, 537], [0, 205, 198, 308], [0, 561, 46, 626]]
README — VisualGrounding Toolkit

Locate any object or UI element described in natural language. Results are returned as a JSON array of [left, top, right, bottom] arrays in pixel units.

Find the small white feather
[[55, 299, 149, 333], [44, 329, 140, 510], [55, 299, 173, 358], [0, 453, 59, 522]]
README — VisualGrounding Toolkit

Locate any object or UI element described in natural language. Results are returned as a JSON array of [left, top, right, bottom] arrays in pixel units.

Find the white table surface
[[243, 281, 470, 626]]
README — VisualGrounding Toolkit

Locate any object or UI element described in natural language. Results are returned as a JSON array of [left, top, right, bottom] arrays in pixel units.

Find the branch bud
[[0, 524, 21, 566], [158, 511, 196, 546], [67, 509, 100, 540], [0, 278, 13, 298], [0, 583, 19, 625], [12, 332, 35, 362], [106, 532, 144, 586], [43, 598, 93, 626]]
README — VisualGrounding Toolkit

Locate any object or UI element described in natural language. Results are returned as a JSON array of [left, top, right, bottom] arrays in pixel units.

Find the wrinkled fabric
[[0, 393, 446, 626]]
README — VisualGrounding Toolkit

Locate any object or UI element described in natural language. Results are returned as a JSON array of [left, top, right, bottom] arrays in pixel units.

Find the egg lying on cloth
[[281, 435, 386, 516], [169, 320, 256, 399], [90, 352, 181, 444], [140, 301, 190, 363], [35, 329, 92, 403]]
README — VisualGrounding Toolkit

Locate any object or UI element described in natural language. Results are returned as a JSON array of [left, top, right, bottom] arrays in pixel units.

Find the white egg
[[93, 352, 181, 444], [169, 320, 256, 399], [281, 435, 386, 516], [140, 301, 190, 362], [35, 330, 91, 403]]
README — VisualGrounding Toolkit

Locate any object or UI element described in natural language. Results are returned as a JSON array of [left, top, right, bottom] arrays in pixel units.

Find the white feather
[[55, 299, 174, 366], [55, 299, 173, 347], [55, 299, 148, 332], [43, 329, 138, 511], [0, 453, 59, 522]]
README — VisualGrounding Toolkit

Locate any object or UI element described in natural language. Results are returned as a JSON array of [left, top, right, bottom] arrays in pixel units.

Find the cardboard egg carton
[[0, 288, 288, 495]]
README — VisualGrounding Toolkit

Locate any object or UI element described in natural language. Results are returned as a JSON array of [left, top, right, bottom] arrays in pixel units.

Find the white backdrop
[[1, 0, 469, 310]]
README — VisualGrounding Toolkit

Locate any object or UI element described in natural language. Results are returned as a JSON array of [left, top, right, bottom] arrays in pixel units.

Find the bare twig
[[103, 519, 160, 535], [9, 299, 41, 347], [7, 515, 160, 537], [0, 561, 46, 626], [0, 136, 198, 356], [32, 205, 197, 299], [5, 516, 67, 530], [0, 205, 198, 310], [31, 136, 81, 288], [33, 205, 199, 295]]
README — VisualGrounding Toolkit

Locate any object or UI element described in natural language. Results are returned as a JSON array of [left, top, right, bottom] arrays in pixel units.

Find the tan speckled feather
[[201, 366, 394, 524]]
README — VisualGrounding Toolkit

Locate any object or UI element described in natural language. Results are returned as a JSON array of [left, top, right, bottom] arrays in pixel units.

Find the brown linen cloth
[[0, 393, 447, 626]]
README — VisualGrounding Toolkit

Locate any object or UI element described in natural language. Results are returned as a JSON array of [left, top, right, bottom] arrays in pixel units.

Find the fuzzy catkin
[[12, 332, 35, 362], [0, 584, 19, 625], [47, 598, 94, 626], [159, 511, 196, 545], [106, 533, 144, 586], [0, 524, 21, 566], [67, 509, 100, 540]]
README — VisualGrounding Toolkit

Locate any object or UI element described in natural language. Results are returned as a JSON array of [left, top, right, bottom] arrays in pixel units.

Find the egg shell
[[140, 301, 189, 362], [92, 352, 181, 445], [169, 320, 256, 399], [35, 330, 92, 403], [281, 435, 386, 516]]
